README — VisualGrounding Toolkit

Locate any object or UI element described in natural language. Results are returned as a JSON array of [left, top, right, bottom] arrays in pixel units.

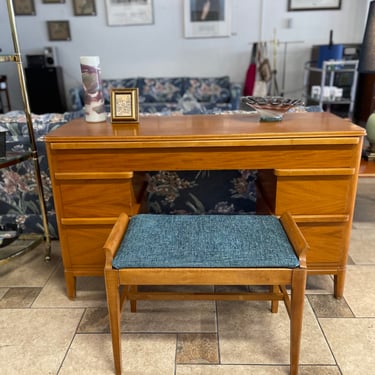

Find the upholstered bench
[[103, 212, 308, 375]]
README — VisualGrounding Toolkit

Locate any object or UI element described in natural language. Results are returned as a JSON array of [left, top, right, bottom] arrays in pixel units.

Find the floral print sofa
[[0, 109, 257, 239], [0, 111, 83, 239], [70, 76, 242, 114]]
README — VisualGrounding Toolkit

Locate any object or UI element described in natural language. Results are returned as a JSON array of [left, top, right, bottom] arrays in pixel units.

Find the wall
[[0, 0, 369, 111]]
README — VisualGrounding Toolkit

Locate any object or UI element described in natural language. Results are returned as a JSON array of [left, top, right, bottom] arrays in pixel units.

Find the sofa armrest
[[69, 87, 85, 111], [230, 83, 242, 110]]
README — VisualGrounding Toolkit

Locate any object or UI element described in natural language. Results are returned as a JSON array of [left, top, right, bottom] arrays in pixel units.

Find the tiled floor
[[0, 178, 374, 375]]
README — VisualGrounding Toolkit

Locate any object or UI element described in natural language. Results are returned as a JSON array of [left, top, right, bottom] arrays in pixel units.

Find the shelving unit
[[0, 0, 51, 263], [304, 60, 359, 119]]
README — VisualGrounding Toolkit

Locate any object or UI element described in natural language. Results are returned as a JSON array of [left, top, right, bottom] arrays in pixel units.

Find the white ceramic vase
[[80, 56, 106, 122]]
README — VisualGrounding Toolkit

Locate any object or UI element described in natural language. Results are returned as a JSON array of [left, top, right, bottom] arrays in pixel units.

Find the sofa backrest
[[184, 76, 231, 104], [70, 76, 235, 111]]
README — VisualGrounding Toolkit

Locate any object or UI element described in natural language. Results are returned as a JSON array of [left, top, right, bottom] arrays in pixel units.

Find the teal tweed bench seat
[[103, 212, 308, 375]]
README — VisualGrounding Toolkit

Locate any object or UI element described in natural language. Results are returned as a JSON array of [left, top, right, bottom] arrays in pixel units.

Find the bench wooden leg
[[129, 285, 138, 312], [290, 269, 307, 375], [105, 268, 123, 375]]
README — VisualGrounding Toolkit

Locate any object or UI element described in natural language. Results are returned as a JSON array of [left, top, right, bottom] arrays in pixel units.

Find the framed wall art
[[13, 0, 36, 15], [184, 0, 231, 38], [47, 21, 71, 41], [42, 0, 65, 3], [105, 0, 153, 26], [110, 88, 139, 123], [73, 0, 96, 16], [288, 0, 341, 11]]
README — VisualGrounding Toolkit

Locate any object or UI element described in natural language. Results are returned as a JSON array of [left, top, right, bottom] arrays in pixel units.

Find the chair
[[103, 212, 308, 375]]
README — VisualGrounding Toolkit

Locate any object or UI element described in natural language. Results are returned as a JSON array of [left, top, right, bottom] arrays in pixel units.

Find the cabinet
[[304, 60, 359, 119], [25, 67, 67, 114], [0, 0, 50, 263]]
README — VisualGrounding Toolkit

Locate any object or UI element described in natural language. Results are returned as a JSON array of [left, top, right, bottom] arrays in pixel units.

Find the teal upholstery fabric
[[112, 214, 300, 269]]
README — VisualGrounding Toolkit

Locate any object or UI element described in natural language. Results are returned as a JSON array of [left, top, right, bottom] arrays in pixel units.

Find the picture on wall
[[47, 21, 71, 41], [13, 0, 36, 15], [105, 0, 154, 26], [73, 0, 96, 16], [184, 0, 231, 38], [42, 0, 65, 3], [288, 0, 341, 11]]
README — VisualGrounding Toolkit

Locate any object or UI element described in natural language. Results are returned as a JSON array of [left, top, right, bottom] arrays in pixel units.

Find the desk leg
[[65, 271, 77, 299], [334, 270, 346, 299]]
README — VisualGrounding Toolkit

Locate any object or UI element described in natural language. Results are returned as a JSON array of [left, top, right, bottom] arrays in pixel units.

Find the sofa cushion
[[184, 76, 231, 103], [138, 77, 185, 103]]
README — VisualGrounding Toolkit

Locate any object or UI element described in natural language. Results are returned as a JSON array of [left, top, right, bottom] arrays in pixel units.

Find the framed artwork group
[[12, 0, 96, 17], [13, 0, 343, 43]]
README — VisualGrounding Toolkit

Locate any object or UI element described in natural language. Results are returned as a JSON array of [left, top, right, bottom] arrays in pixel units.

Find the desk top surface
[[45, 112, 365, 144]]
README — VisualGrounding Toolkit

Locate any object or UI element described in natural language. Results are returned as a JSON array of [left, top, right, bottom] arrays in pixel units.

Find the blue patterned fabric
[[112, 214, 300, 269], [69, 76, 242, 114], [184, 76, 231, 103], [146, 170, 257, 214], [0, 111, 82, 238]]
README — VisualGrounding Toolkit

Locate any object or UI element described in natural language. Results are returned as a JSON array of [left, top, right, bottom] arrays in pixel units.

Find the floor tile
[[176, 333, 219, 364], [60, 333, 176, 375], [349, 225, 375, 264], [78, 307, 110, 333], [305, 275, 335, 294], [0, 287, 8, 299], [217, 299, 335, 365], [307, 294, 354, 318], [353, 178, 375, 222], [0, 287, 41, 308], [32, 263, 107, 308], [0, 241, 61, 287], [0, 308, 83, 375], [176, 364, 341, 374], [342, 265, 375, 317], [120, 299, 217, 333], [320, 317, 375, 375]]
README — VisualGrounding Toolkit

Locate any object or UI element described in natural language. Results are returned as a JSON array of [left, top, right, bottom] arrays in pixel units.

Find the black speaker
[[25, 67, 67, 114], [44, 46, 58, 67]]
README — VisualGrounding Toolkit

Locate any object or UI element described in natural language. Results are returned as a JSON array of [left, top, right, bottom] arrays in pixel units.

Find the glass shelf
[[0, 233, 44, 264], [0, 152, 32, 168], [0, 54, 19, 63]]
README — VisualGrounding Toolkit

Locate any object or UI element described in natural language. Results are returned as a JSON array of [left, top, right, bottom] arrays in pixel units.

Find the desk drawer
[[296, 219, 349, 266], [57, 180, 137, 217], [54, 171, 141, 217], [258, 168, 355, 215], [60, 224, 113, 268]]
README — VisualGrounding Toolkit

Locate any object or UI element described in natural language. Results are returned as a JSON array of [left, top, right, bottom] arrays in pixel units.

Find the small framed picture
[[73, 0, 97, 16], [47, 21, 71, 41], [42, 0, 65, 3], [13, 0, 36, 15], [110, 88, 139, 123]]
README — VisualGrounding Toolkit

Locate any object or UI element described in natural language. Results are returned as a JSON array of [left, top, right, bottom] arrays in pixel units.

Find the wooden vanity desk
[[45, 112, 365, 299]]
